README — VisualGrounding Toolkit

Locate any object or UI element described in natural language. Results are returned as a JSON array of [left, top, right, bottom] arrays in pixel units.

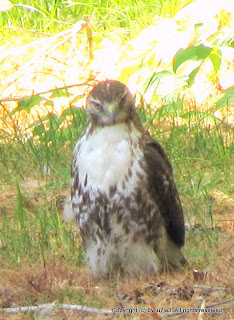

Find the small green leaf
[[214, 86, 234, 110], [62, 107, 87, 124], [187, 65, 201, 86], [146, 71, 172, 86], [62, 107, 85, 117], [145, 72, 188, 103], [3, 95, 46, 118], [209, 49, 222, 72], [18, 96, 45, 113], [51, 88, 69, 98], [173, 44, 212, 72], [155, 99, 184, 119], [33, 124, 45, 137], [181, 111, 216, 123]]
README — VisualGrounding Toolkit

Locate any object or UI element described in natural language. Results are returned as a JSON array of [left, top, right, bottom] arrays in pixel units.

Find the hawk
[[71, 80, 186, 276]]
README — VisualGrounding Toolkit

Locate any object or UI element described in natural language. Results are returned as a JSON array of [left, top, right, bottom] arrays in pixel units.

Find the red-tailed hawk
[[71, 80, 186, 276]]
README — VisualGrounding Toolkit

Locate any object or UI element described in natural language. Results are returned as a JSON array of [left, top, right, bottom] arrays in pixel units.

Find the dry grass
[[0, 249, 233, 319], [0, 180, 233, 319]]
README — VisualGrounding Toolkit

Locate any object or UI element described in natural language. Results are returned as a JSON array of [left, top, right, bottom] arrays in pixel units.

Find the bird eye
[[93, 102, 103, 110]]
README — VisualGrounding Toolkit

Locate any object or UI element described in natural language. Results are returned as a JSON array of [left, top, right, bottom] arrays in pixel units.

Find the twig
[[206, 298, 234, 309], [1, 303, 112, 315], [193, 285, 233, 291], [0, 82, 93, 103], [1, 303, 55, 315], [83, 15, 93, 60], [198, 298, 206, 320], [6, 26, 54, 37], [1, 299, 233, 317], [214, 219, 234, 221], [59, 304, 112, 314]]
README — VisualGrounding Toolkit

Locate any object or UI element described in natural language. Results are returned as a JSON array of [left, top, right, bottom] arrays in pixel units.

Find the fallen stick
[[1, 302, 112, 315], [2, 298, 233, 316]]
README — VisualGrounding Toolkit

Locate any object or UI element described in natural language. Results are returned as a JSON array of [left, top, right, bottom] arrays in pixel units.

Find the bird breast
[[75, 123, 145, 195]]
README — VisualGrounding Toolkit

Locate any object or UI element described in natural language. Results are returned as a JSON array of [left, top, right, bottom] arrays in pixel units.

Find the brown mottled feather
[[143, 136, 185, 247]]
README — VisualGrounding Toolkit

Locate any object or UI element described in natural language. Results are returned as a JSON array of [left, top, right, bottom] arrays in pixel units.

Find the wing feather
[[143, 135, 185, 247]]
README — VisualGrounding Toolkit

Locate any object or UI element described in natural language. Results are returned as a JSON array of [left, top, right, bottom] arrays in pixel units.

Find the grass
[[0, 0, 233, 319], [140, 107, 233, 268], [1, 104, 233, 258], [0, 107, 233, 318], [0, 0, 192, 43]]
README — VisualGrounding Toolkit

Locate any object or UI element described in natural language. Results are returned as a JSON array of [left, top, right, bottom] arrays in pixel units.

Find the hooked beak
[[109, 110, 116, 124], [107, 104, 117, 124]]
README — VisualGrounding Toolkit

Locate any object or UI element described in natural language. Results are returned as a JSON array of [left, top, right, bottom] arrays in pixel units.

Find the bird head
[[86, 80, 135, 126]]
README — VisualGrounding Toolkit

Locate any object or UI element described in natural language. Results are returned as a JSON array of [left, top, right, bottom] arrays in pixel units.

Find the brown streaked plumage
[[71, 80, 186, 276]]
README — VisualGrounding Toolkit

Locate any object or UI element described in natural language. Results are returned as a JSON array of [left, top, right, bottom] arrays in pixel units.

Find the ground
[[0, 176, 233, 319]]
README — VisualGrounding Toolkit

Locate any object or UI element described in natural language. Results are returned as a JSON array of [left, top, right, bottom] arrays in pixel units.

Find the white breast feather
[[75, 123, 143, 194]]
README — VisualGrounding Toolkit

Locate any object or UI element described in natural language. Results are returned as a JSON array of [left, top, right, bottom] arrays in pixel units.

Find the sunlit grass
[[0, 178, 84, 267], [0, 96, 233, 320], [137, 103, 233, 268], [0, 102, 233, 270], [0, 0, 192, 41]]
